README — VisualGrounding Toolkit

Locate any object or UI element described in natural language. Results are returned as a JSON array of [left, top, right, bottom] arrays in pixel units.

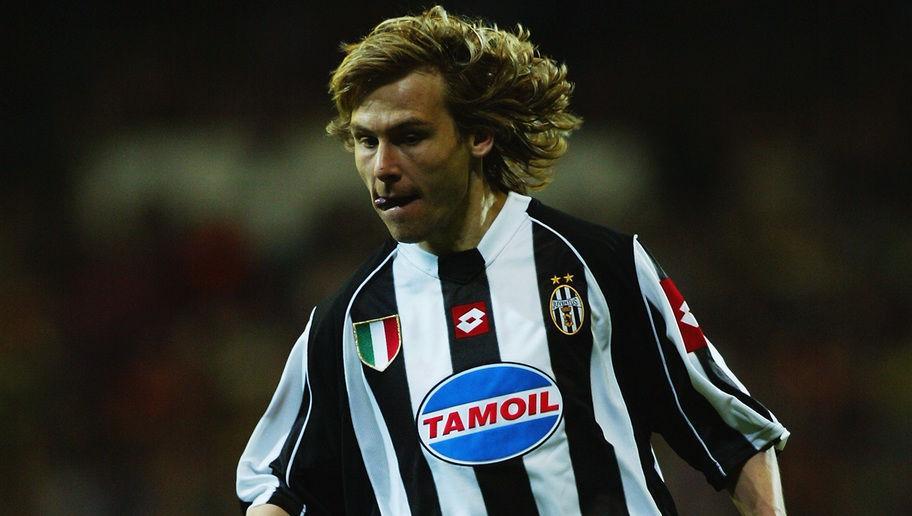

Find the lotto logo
[[451, 301, 489, 339], [416, 363, 564, 465], [659, 278, 707, 352]]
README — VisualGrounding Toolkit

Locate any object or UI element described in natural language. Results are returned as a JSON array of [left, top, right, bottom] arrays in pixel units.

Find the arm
[[729, 448, 786, 515], [247, 504, 289, 516], [631, 239, 790, 490], [237, 306, 349, 515], [237, 310, 314, 514]]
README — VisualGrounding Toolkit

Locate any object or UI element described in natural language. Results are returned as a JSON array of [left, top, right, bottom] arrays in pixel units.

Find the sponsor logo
[[353, 315, 401, 371], [659, 278, 707, 352], [451, 301, 490, 339], [548, 273, 585, 335], [416, 363, 563, 465]]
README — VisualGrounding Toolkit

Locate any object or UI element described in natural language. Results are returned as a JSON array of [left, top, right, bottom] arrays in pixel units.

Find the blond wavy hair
[[326, 6, 582, 193]]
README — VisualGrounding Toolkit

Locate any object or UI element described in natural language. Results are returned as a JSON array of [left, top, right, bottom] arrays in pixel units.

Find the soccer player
[[237, 6, 788, 515]]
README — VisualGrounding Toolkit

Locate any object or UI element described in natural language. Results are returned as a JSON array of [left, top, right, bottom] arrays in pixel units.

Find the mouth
[[374, 194, 419, 211]]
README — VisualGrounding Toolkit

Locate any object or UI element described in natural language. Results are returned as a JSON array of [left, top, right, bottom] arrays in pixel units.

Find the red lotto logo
[[659, 278, 707, 352], [452, 301, 490, 339]]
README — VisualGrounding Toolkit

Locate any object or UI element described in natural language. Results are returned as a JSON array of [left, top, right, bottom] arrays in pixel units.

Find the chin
[[384, 224, 427, 244], [390, 234, 421, 244]]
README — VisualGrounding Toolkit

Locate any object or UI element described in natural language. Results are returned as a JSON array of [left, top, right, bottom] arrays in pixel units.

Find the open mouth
[[374, 195, 419, 211]]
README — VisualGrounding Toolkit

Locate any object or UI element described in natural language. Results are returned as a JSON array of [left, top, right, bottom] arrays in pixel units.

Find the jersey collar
[[398, 191, 532, 278]]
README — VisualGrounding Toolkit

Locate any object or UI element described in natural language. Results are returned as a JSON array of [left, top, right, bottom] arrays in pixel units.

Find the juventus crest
[[548, 273, 585, 335]]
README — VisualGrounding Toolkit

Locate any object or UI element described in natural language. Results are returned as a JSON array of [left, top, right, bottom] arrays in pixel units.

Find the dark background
[[4, 1, 910, 514]]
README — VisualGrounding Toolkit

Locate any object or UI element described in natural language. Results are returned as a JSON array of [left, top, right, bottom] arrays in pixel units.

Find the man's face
[[350, 70, 490, 252]]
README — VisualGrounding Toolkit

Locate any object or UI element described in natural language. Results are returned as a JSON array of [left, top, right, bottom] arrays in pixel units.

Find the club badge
[[548, 273, 585, 335], [353, 315, 402, 371]]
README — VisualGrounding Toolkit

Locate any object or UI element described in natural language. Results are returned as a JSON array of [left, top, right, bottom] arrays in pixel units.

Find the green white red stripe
[[354, 315, 401, 371]]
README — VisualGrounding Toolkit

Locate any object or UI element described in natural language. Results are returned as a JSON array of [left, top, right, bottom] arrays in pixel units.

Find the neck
[[419, 182, 508, 256]]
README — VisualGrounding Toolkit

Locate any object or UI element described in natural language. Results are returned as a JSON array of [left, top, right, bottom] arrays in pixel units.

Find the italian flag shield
[[353, 315, 402, 371]]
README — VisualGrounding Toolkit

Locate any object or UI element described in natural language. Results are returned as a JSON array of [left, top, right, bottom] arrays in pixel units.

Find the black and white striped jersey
[[236, 192, 789, 515]]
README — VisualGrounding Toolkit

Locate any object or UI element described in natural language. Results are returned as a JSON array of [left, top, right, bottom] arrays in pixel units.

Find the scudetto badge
[[416, 363, 564, 466], [353, 315, 402, 372], [549, 281, 585, 335]]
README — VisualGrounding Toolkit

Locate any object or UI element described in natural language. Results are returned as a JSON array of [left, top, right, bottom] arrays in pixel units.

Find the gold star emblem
[[550, 275, 561, 285], [563, 273, 574, 283]]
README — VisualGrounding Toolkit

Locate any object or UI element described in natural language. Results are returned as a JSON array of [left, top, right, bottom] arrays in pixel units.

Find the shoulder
[[310, 238, 398, 338], [526, 198, 636, 282]]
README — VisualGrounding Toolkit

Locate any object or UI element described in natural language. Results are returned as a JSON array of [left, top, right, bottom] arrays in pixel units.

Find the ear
[[469, 131, 494, 158]]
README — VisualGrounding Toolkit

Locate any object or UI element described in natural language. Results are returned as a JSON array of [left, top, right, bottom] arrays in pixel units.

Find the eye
[[401, 132, 425, 146], [356, 135, 378, 149]]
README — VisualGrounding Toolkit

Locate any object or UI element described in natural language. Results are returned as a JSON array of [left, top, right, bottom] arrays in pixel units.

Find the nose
[[373, 141, 401, 182]]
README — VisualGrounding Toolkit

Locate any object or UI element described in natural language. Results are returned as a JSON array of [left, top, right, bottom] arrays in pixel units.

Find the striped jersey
[[236, 192, 789, 515]]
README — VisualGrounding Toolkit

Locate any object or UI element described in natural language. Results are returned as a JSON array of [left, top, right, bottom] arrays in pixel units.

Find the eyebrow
[[350, 118, 433, 134]]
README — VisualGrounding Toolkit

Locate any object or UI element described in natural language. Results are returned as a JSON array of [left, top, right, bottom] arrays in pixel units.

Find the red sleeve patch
[[659, 278, 708, 353]]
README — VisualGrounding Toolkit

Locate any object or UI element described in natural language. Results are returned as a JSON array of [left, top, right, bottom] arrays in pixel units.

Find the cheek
[[434, 154, 472, 194], [354, 158, 372, 186]]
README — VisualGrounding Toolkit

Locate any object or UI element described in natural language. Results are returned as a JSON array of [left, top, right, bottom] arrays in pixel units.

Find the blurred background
[[4, 1, 910, 514]]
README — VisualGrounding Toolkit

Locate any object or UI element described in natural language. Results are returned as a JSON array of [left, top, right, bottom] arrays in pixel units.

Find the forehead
[[351, 70, 451, 131]]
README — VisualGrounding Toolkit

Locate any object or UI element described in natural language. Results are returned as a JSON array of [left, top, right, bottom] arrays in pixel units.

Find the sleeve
[[236, 308, 342, 515], [632, 237, 789, 490]]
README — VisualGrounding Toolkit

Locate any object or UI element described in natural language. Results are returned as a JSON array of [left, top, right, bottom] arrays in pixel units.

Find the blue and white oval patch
[[416, 363, 564, 466]]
